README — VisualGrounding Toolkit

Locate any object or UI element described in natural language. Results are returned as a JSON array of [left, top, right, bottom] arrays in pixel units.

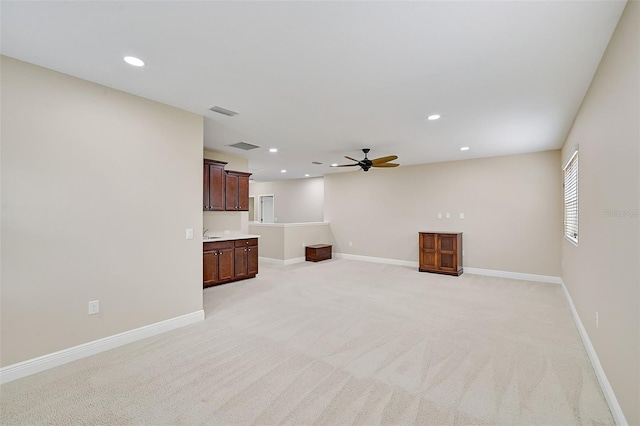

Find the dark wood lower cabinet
[[203, 238, 258, 288], [234, 238, 258, 279], [203, 241, 234, 287], [419, 232, 463, 276]]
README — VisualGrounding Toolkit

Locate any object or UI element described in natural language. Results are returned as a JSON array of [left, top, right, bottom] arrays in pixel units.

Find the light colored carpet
[[1, 259, 613, 425]]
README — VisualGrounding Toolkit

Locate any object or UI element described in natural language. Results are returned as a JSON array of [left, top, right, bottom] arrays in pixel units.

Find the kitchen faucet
[[203, 228, 209, 237]]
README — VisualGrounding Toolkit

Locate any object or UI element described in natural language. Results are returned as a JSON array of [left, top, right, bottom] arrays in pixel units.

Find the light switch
[[446, 213, 451, 219], [186, 228, 194, 240], [460, 213, 465, 219], [437, 213, 442, 219]]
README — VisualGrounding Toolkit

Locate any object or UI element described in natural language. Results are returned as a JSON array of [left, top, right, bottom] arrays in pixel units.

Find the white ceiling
[[1, 1, 626, 181]]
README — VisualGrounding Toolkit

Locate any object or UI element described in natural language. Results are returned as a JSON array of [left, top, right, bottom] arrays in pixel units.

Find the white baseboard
[[258, 256, 286, 265], [334, 253, 420, 268], [259, 256, 305, 266], [464, 267, 562, 284], [333, 254, 562, 285], [560, 280, 627, 426], [0, 310, 205, 385]]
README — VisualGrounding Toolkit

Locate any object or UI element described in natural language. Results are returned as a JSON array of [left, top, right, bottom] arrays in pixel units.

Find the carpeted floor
[[0, 259, 613, 425]]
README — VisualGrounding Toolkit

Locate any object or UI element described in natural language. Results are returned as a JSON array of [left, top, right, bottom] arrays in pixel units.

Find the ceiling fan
[[335, 148, 399, 172]]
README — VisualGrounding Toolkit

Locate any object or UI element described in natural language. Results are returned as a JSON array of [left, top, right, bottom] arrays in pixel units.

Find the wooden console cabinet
[[203, 238, 258, 288], [305, 244, 332, 262], [419, 232, 463, 276]]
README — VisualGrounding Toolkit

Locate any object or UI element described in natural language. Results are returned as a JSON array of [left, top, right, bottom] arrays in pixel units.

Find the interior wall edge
[[0, 310, 205, 385], [560, 281, 628, 426]]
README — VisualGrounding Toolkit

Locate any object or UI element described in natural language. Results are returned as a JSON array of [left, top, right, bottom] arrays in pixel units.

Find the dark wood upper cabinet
[[225, 171, 251, 211], [203, 160, 251, 212], [419, 232, 463, 276], [203, 160, 226, 211]]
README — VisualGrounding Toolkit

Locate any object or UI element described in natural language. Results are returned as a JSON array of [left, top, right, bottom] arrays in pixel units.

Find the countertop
[[202, 234, 260, 243]]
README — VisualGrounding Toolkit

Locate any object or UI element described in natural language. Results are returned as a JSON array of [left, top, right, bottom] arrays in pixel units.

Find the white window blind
[[563, 151, 578, 244]]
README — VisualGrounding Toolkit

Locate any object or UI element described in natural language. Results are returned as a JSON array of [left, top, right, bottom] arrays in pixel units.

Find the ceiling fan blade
[[335, 163, 360, 167], [344, 156, 360, 162], [370, 155, 398, 165], [372, 163, 399, 168]]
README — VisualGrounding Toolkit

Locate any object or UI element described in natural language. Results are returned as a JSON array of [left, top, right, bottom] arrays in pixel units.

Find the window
[[563, 150, 578, 244]]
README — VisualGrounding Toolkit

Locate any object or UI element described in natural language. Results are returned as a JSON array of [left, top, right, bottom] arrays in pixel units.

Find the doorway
[[259, 195, 274, 223]]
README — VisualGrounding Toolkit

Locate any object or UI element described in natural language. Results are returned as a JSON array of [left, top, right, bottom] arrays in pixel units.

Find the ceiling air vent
[[228, 142, 260, 151], [208, 106, 239, 116]]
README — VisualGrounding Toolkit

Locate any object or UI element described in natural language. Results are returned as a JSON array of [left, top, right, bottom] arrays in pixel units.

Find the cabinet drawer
[[203, 241, 233, 252], [234, 238, 258, 247]]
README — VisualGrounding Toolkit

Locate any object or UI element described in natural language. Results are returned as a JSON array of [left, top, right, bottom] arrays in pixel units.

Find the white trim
[[258, 256, 286, 265], [464, 267, 562, 284], [334, 253, 420, 268], [562, 148, 579, 170], [249, 222, 329, 228], [259, 256, 306, 266], [0, 310, 205, 385], [560, 280, 627, 426]]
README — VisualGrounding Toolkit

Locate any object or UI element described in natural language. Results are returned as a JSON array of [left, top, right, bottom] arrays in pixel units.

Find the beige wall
[[0, 57, 204, 366], [249, 177, 324, 223], [202, 149, 249, 234], [560, 1, 639, 423], [324, 150, 562, 276], [203, 149, 248, 172]]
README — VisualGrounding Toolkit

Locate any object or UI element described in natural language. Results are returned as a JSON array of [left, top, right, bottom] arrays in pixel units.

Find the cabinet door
[[247, 244, 258, 275], [208, 165, 225, 211], [419, 233, 438, 270], [203, 251, 219, 287], [237, 175, 250, 210], [203, 165, 210, 211], [234, 247, 248, 278], [437, 234, 458, 273], [218, 248, 234, 281], [225, 173, 239, 211]]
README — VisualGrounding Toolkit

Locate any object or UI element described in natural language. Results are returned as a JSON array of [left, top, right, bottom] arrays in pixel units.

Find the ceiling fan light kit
[[336, 148, 399, 172]]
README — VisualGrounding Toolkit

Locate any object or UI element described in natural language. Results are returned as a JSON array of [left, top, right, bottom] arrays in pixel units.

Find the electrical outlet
[[185, 228, 194, 240], [437, 213, 442, 219], [446, 212, 451, 219], [349, 241, 353, 247], [596, 312, 599, 328], [459, 213, 465, 219], [88, 300, 100, 315]]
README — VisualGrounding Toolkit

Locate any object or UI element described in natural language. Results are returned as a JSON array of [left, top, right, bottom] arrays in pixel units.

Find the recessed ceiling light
[[460, 146, 470, 151], [269, 148, 278, 153], [331, 163, 338, 167], [427, 114, 441, 120], [305, 174, 310, 177], [281, 169, 287, 173], [124, 56, 145, 67]]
